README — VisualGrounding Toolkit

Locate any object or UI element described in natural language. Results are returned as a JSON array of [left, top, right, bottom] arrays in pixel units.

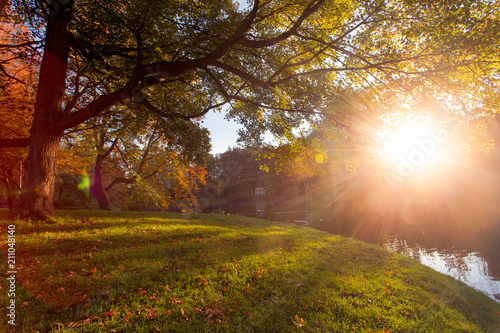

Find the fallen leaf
[[102, 309, 119, 318], [292, 314, 306, 327]]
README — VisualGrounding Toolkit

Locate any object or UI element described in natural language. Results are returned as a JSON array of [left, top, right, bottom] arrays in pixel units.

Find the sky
[[202, 110, 242, 155], [198, 0, 249, 155], [202, 109, 279, 155]]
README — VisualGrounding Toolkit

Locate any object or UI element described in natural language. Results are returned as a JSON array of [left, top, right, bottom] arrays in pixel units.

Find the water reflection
[[383, 233, 500, 302]]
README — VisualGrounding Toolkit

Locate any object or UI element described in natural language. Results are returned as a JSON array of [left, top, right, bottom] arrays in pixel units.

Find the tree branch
[[55, 66, 147, 131], [102, 137, 119, 159], [53, 0, 329, 133], [63, 74, 91, 114], [213, 61, 271, 89], [139, 96, 227, 121], [0, 0, 9, 14], [0, 63, 26, 84], [137, 125, 158, 175], [0, 39, 45, 49], [237, 0, 325, 48], [229, 94, 346, 126], [104, 170, 159, 192], [270, 53, 447, 86], [104, 177, 134, 192], [0, 138, 31, 148], [203, 67, 230, 98], [53, 1, 262, 132]]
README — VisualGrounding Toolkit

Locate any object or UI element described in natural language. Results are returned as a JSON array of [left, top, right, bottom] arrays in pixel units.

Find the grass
[[0, 210, 499, 332]]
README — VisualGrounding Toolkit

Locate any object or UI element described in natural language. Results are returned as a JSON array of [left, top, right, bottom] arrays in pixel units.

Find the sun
[[383, 123, 435, 161], [378, 118, 446, 179]]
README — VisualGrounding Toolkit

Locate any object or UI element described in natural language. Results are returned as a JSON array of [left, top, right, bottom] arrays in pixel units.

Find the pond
[[383, 233, 500, 303], [267, 205, 500, 302], [339, 225, 500, 303]]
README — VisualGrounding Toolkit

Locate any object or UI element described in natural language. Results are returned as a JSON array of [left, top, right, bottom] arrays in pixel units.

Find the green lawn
[[1, 210, 499, 332]]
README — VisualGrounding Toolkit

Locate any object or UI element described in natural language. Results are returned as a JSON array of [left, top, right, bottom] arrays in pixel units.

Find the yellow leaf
[[292, 314, 306, 327]]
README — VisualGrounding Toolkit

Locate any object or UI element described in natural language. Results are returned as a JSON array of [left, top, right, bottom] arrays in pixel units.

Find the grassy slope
[[0, 211, 499, 333]]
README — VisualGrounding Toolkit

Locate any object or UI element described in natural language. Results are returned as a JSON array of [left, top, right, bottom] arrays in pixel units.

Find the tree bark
[[6, 196, 15, 209], [10, 1, 73, 221], [12, 133, 61, 220], [90, 155, 112, 210], [89, 137, 118, 210]]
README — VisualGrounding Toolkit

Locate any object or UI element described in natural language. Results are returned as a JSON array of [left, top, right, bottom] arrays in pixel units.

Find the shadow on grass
[[2, 212, 294, 310], [1, 211, 499, 332]]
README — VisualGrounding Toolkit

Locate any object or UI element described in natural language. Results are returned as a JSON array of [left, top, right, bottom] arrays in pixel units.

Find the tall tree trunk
[[13, 133, 62, 220], [10, 1, 73, 221], [6, 196, 15, 210], [89, 137, 118, 210], [90, 155, 112, 210]]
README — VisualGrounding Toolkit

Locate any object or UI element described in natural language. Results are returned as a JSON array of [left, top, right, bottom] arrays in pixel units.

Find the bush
[[121, 180, 167, 211], [53, 173, 97, 209]]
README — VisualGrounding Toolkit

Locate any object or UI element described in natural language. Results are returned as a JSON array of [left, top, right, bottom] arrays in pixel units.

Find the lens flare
[[78, 175, 90, 196]]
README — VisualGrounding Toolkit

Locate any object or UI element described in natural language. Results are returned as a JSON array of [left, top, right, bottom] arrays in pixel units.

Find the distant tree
[[1, 0, 499, 221], [0, 17, 37, 208], [59, 110, 209, 210], [200, 147, 300, 213], [119, 160, 207, 212]]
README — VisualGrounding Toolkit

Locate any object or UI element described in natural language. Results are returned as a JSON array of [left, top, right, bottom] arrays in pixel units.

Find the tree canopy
[[1, 0, 499, 220], [58, 107, 209, 210]]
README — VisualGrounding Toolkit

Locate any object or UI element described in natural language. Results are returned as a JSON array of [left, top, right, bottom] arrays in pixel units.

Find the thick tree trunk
[[7, 198, 15, 209], [6, 195, 15, 210], [12, 133, 62, 220], [90, 156, 112, 210], [10, 1, 73, 221]]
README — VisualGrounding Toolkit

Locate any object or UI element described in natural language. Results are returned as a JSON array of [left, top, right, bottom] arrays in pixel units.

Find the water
[[273, 208, 500, 302], [383, 234, 500, 302]]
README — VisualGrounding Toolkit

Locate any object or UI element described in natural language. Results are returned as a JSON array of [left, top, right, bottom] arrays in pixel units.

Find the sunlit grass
[[1, 210, 499, 332]]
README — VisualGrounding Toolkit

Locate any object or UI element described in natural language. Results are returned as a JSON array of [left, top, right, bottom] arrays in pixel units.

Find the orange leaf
[[292, 314, 306, 327], [102, 309, 119, 318]]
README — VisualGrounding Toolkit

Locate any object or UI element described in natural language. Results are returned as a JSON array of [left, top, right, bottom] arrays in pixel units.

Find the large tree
[[0, 0, 498, 220]]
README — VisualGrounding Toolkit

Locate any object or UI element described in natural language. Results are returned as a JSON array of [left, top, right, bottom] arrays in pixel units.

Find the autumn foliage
[[0, 18, 36, 207]]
